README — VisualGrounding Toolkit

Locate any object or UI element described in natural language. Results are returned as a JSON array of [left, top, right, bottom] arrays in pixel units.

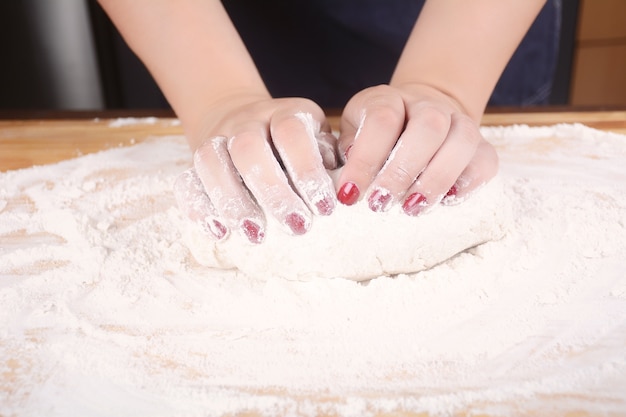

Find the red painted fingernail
[[368, 188, 392, 212], [441, 185, 458, 205], [315, 196, 335, 216], [207, 219, 228, 240], [242, 219, 264, 244], [286, 212, 309, 235], [402, 193, 427, 216], [337, 182, 360, 206]]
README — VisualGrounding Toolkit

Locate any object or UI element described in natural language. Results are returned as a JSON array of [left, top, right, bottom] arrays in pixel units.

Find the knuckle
[[357, 86, 404, 119], [289, 96, 318, 109], [367, 104, 404, 128], [193, 136, 226, 166], [363, 84, 394, 97], [385, 164, 416, 187], [275, 97, 323, 120], [453, 114, 482, 148], [227, 130, 260, 154], [276, 108, 324, 133], [415, 105, 451, 134], [271, 115, 309, 144]]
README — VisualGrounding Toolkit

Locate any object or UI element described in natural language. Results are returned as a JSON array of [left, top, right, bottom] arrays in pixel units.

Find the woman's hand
[[96, 2, 339, 244], [174, 95, 338, 244], [336, 83, 498, 215]]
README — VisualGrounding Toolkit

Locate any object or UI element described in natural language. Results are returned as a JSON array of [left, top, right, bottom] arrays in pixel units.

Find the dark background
[[0, 0, 579, 111]]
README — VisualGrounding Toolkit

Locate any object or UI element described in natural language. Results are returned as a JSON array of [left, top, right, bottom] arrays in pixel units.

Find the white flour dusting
[[1, 123, 625, 417]]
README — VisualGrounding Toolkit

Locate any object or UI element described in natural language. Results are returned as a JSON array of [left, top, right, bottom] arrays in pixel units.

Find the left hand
[[335, 83, 499, 215], [174, 96, 339, 244]]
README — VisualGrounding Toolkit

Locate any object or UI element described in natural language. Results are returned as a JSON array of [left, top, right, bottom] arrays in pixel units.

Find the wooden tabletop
[[1, 109, 625, 172], [2, 110, 625, 416]]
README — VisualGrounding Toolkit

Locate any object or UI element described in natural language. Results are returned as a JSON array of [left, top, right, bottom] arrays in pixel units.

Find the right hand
[[335, 83, 499, 214], [174, 95, 338, 244]]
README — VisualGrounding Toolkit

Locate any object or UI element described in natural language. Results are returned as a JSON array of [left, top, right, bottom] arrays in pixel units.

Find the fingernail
[[337, 182, 360, 206], [286, 212, 309, 235], [368, 188, 392, 212], [204, 219, 228, 240], [441, 185, 458, 206], [314, 196, 335, 216], [242, 219, 264, 244], [402, 192, 427, 216]]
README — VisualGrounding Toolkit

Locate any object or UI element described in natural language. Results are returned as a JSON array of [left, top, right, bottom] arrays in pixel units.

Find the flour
[[1, 123, 626, 417], [186, 176, 510, 281]]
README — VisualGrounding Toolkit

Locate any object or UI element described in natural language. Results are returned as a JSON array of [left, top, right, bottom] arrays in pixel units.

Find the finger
[[228, 124, 313, 236], [173, 168, 228, 240], [194, 136, 266, 244], [337, 115, 357, 165], [366, 105, 452, 212], [270, 109, 337, 216], [336, 88, 406, 205], [316, 130, 339, 170], [441, 138, 499, 206], [401, 113, 482, 216]]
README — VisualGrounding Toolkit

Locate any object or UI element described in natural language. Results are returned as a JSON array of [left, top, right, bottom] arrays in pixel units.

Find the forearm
[[391, 0, 547, 122], [97, 0, 269, 147]]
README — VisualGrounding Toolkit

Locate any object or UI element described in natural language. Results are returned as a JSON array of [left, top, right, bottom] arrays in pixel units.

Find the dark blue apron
[[221, 0, 560, 108]]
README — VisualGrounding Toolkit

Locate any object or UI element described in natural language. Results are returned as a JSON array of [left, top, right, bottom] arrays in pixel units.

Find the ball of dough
[[184, 177, 510, 281]]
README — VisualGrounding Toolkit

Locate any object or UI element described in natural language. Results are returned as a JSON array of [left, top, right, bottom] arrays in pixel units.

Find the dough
[[184, 177, 511, 281]]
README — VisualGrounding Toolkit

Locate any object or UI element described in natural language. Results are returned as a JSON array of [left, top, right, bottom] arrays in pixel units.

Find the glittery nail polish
[[402, 193, 427, 216], [315, 196, 335, 216], [207, 219, 228, 240], [242, 219, 264, 244], [368, 189, 392, 212], [286, 212, 308, 235]]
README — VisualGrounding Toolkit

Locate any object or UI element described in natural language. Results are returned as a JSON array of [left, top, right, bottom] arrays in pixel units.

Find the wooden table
[[1, 109, 625, 416], [1, 109, 625, 172]]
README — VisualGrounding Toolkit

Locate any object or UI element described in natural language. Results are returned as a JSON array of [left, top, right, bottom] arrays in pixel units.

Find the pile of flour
[[1, 123, 625, 417], [187, 174, 511, 281]]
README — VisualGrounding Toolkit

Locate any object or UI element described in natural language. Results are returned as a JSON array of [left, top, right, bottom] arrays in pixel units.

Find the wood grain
[[570, 45, 626, 106], [571, 0, 626, 106], [0, 118, 183, 172], [2, 112, 624, 416], [577, 0, 626, 41], [1, 111, 625, 172]]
